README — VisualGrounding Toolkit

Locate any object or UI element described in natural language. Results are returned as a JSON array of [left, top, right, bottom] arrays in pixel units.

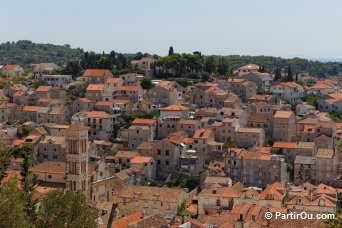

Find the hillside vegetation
[[0, 40, 84, 66]]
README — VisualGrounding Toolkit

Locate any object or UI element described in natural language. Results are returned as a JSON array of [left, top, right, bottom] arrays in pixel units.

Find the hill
[[0, 40, 84, 67], [221, 55, 342, 77]]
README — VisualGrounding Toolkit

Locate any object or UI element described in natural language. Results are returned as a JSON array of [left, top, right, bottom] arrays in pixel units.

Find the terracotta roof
[[161, 103, 190, 111], [295, 156, 316, 165], [132, 118, 156, 125], [118, 85, 142, 91], [278, 82, 302, 88], [179, 119, 198, 125], [228, 78, 245, 83], [259, 182, 285, 201], [29, 161, 66, 174], [194, 128, 213, 139], [316, 148, 334, 159], [79, 98, 92, 103], [112, 150, 141, 159], [236, 127, 263, 133], [129, 213, 168, 228], [309, 82, 334, 90], [1, 170, 22, 188], [2, 64, 20, 70], [112, 212, 143, 228], [106, 77, 122, 83], [273, 141, 296, 149], [113, 185, 185, 203], [85, 111, 113, 119], [36, 86, 52, 92], [40, 136, 65, 146], [83, 69, 112, 77], [253, 102, 272, 108], [13, 91, 26, 97], [274, 111, 293, 119], [328, 93, 342, 100], [199, 186, 241, 198], [248, 114, 269, 123], [23, 106, 42, 112], [11, 139, 25, 147], [238, 64, 260, 70], [86, 84, 105, 91], [157, 80, 177, 89], [130, 156, 153, 164], [183, 137, 194, 144]]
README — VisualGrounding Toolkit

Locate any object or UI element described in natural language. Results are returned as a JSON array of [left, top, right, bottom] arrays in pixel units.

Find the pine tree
[[168, 46, 174, 56], [295, 73, 299, 82]]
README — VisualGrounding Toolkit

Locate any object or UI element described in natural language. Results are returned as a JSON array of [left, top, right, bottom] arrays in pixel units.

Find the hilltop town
[[0, 49, 342, 227]]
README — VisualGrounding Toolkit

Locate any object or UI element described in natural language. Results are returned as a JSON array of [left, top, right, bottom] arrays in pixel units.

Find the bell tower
[[65, 117, 89, 198]]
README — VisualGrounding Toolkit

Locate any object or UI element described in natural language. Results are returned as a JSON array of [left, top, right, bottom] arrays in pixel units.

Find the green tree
[[140, 77, 154, 90], [205, 56, 217, 73], [168, 46, 174, 56], [0, 180, 29, 228], [217, 58, 229, 76], [274, 68, 281, 81], [177, 201, 194, 224], [201, 72, 210, 82], [287, 65, 293, 82], [36, 190, 98, 228], [20, 152, 38, 224], [0, 145, 12, 181]]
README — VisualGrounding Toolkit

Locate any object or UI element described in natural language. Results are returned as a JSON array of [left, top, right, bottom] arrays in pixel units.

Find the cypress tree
[[168, 46, 174, 56], [287, 65, 293, 82]]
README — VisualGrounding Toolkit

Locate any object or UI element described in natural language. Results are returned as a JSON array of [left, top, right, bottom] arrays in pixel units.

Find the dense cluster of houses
[[1, 61, 342, 227]]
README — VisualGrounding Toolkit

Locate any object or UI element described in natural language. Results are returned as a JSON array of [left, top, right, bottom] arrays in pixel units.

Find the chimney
[[141, 210, 146, 219]]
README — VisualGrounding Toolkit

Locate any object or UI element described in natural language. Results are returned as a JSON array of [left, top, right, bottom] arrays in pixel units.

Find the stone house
[[114, 85, 143, 102], [72, 98, 94, 113], [176, 119, 200, 137], [82, 69, 113, 84], [272, 141, 316, 164], [85, 84, 105, 102], [235, 127, 265, 148], [273, 111, 296, 142], [130, 156, 156, 180], [0, 64, 24, 77], [105, 77, 124, 90], [130, 56, 155, 76], [198, 184, 242, 215], [236, 64, 260, 76], [118, 72, 143, 85], [128, 118, 156, 150], [240, 72, 273, 91], [0, 103, 15, 122], [225, 149, 286, 188], [29, 161, 66, 184], [112, 185, 190, 217], [37, 136, 66, 162], [192, 128, 215, 162], [147, 80, 182, 107], [152, 137, 184, 179], [227, 78, 257, 102], [271, 82, 305, 104], [160, 103, 190, 119]]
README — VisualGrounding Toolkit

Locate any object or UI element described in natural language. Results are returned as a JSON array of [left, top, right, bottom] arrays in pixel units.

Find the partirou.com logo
[[264, 211, 335, 220]]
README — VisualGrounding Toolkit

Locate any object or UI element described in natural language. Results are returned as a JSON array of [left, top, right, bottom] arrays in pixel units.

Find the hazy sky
[[1, 0, 342, 58]]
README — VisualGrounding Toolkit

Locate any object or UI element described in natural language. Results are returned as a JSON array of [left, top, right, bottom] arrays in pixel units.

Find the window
[[48, 175, 52, 179], [166, 150, 169, 156], [157, 150, 161, 155], [158, 160, 161, 164], [165, 160, 169, 165]]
